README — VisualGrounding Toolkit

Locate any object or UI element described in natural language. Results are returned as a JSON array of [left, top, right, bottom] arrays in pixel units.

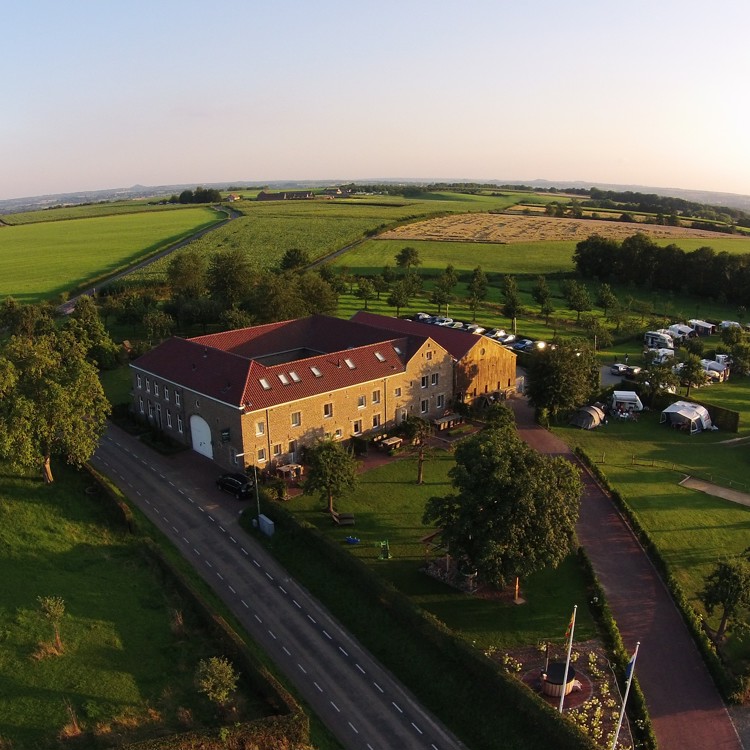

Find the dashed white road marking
[[229, 536, 237, 543], [216, 572, 223, 581], [338, 646, 348, 657], [265, 572, 273, 580], [330, 701, 340, 713], [205, 560, 213, 568], [297, 663, 306, 673], [193, 548, 201, 556], [228, 585, 236, 594], [282, 646, 291, 656], [172, 526, 178, 533], [322, 630, 332, 640], [392, 701, 403, 713], [241, 548, 248, 556], [356, 664, 365, 674], [241, 600, 249, 609], [349, 722, 359, 734], [293, 599, 301, 609], [278, 585, 287, 594], [219, 525, 225, 532], [254, 613, 262, 623], [314, 681, 323, 693], [412, 722, 423, 734], [307, 614, 317, 624], [373, 681, 384, 693], [268, 630, 276, 640]]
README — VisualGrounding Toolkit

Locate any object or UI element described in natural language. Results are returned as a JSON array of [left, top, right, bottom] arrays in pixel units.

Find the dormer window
[[394, 346, 402, 355], [259, 378, 271, 390]]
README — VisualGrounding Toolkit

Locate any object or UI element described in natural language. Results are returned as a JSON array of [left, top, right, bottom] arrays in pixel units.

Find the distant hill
[[2, 178, 749, 215]]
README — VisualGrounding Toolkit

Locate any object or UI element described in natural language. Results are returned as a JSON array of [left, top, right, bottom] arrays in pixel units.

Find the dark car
[[624, 365, 642, 379], [216, 472, 254, 499], [610, 363, 628, 376]]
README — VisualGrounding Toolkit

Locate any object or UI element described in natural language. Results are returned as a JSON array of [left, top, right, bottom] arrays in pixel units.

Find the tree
[[67, 295, 119, 369], [167, 248, 207, 300], [399, 416, 432, 484], [0, 330, 110, 483], [596, 283, 618, 319], [372, 275, 390, 301], [442, 264, 459, 290], [531, 275, 551, 307], [423, 427, 582, 589], [279, 247, 310, 271], [356, 277, 376, 310], [297, 272, 339, 315], [679, 354, 709, 397], [382, 264, 397, 284], [142, 309, 175, 342], [566, 281, 592, 322], [721, 325, 743, 348], [466, 266, 488, 320], [208, 248, 253, 309], [700, 558, 750, 641], [387, 281, 411, 317], [303, 440, 359, 514], [430, 274, 455, 315], [526, 340, 599, 420], [38, 595, 65, 652], [195, 656, 239, 710], [501, 275, 521, 322], [220, 307, 254, 331], [395, 246, 421, 270]]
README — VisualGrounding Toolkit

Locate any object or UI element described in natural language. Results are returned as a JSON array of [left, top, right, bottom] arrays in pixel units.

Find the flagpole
[[558, 605, 577, 713], [611, 642, 640, 750]]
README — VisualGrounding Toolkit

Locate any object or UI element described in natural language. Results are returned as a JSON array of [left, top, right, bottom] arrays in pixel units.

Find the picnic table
[[380, 436, 403, 451]]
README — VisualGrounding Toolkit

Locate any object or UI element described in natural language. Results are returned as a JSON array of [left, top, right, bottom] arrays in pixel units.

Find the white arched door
[[190, 415, 213, 459]]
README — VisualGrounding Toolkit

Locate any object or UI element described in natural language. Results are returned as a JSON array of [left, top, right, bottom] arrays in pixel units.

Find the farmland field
[[0, 207, 222, 302], [379, 212, 750, 248], [1, 201, 195, 225]]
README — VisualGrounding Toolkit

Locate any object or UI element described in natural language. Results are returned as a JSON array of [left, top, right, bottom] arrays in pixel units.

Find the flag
[[564, 612, 574, 640], [625, 652, 636, 681]]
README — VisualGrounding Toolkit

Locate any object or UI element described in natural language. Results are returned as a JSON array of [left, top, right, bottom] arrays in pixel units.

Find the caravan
[[644, 330, 674, 350]]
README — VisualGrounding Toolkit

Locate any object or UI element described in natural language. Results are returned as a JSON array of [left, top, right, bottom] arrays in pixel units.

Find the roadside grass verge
[[0, 207, 222, 303], [0, 463, 275, 748]]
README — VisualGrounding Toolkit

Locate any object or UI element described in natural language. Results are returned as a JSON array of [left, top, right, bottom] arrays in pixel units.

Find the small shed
[[660, 401, 712, 434], [611, 391, 643, 413], [569, 405, 606, 430]]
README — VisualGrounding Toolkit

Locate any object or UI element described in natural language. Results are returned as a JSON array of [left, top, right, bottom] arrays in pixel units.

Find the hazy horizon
[[3, 0, 749, 202]]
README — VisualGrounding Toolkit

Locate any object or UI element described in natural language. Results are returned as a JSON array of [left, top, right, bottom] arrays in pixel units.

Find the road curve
[[92, 425, 466, 750]]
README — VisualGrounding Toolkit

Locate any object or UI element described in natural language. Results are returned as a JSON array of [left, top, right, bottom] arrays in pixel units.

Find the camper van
[[644, 330, 674, 350]]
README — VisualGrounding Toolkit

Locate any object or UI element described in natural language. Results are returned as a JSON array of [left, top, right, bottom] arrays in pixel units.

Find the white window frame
[[357, 395, 366, 409], [166, 410, 172, 428], [164, 386, 169, 401], [177, 415, 183, 433], [421, 375, 429, 389], [353, 420, 362, 435], [324, 402, 333, 419], [175, 392, 181, 407], [257, 448, 267, 463], [291, 412, 301, 427], [372, 389, 381, 404], [431, 373, 439, 386], [137, 374, 142, 389], [394, 387, 402, 397], [421, 399, 429, 414], [139, 396, 144, 414], [372, 414, 381, 429], [437, 393, 445, 409], [154, 382, 159, 397], [256, 421, 265, 436]]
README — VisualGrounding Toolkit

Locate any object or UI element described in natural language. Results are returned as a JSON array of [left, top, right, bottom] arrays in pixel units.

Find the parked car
[[610, 363, 628, 375], [512, 339, 534, 351], [624, 366, 642, 379], [498, 333, 515, 344], [414, 312, 431, 321], [216, 472, 254, 499]]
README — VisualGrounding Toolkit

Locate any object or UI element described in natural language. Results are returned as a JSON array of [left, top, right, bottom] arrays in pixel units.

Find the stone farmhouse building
[[130, 314, 515, 472]]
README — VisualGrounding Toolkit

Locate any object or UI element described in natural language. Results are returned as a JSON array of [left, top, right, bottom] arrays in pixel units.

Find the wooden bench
[[331, 511, 355, 526]]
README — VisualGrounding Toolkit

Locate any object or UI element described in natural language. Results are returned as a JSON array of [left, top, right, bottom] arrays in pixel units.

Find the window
[[166, 410, 172, 428], [344, 358, 356, 369], [421, 399, 429, 414], [139, 396, 144, 414], [154, 382, 159, 397], [278, 373, 290, 385], [437, 394, 445, 409], [394, 346, 402, 355], [372, 389, 381, 404], [431, 373, 439, 386], [426, 351, 433, 361], [148, 401, 154, 418], [175, 392, 181, 407], [399, 409, 408, 423], [334, 429, 343, 439], [394, 387, 402, 397], [310, 366, 322, 377], [290, 371, 301, 382], [291, 412, 301, 427], [353, 420, 362, 435], [257, 448, 267, 463], [421, 375, 429, 389], [357, 395, 366, 409], [375, 351, 385, 362], [273, 443, 282, 457], [145, 378, 151, 393], [259, 378, 271, 390], [289, 440, 297, 455], [323, 402, 333, 419], [372, 414, 381, 429], [177, 415, 183, 433], [164, 386, 169, 401], [256, 421, 265, 436], [137, 374, 142, 389]]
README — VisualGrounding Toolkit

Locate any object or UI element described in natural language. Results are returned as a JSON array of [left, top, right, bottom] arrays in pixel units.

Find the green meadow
[[0, 207, 222, 302], [1, 201, 192, 225]]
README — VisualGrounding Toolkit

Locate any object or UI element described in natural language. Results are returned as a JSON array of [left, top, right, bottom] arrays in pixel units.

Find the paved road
[[92, 425, 465, 750], [509, 396, 743, 750]]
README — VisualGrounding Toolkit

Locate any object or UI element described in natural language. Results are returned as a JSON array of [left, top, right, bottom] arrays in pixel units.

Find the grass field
[[281, 451, 595, 650], [0, 207, 222, 303], [0, 464, 274, 748], [1, 201, 193, 225]]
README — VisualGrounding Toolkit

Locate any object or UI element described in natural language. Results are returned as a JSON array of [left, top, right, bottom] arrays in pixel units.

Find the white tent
[[660, 401, 712, 434], [611, 391, 643, 413]]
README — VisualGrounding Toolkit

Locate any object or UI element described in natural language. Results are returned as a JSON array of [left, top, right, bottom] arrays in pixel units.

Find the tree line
[[573, 233, 750, 305], [168, 187, 223, 204]]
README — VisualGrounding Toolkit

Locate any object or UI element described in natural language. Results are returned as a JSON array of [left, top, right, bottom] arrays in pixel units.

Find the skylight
[[394, 346, 402, 355], [310, 366, 322, 377], [289, 371, 301, 382], [278, 373, 290, 385], [344, 358, 356, 369], [259, 378, 271, 390], [374, 351, 386, 362]]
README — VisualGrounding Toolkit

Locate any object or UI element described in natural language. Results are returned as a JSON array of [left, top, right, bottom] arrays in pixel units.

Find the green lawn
[[0, 207, 222, 303], [0, 464, 273, 748], [283, 451, 596, 650]]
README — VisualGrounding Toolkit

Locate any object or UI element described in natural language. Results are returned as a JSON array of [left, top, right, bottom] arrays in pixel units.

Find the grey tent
[[569, 405, 606, 430]]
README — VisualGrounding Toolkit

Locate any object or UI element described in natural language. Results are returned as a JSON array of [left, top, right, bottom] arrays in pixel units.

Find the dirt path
[[509, 396, 743, 750], [679, 477, 750, 508]]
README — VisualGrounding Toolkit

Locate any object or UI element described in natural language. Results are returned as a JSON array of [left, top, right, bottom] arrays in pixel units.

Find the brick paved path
[[509, 396, 742, 750]]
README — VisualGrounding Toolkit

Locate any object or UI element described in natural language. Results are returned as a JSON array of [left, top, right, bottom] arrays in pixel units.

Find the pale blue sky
[[3, 1, 749, 200]]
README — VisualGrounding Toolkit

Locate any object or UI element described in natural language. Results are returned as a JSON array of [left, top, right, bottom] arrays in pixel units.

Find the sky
[[3, 0, 750, 200]]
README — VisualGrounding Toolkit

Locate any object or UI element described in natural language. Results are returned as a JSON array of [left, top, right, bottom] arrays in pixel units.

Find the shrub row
[[84, 464, 310, 750], [575, 448, 748, 703], [250, 501, 597, 750]]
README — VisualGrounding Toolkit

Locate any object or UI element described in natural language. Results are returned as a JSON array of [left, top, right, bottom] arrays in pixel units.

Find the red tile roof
[[132, 316, 427, 410]]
